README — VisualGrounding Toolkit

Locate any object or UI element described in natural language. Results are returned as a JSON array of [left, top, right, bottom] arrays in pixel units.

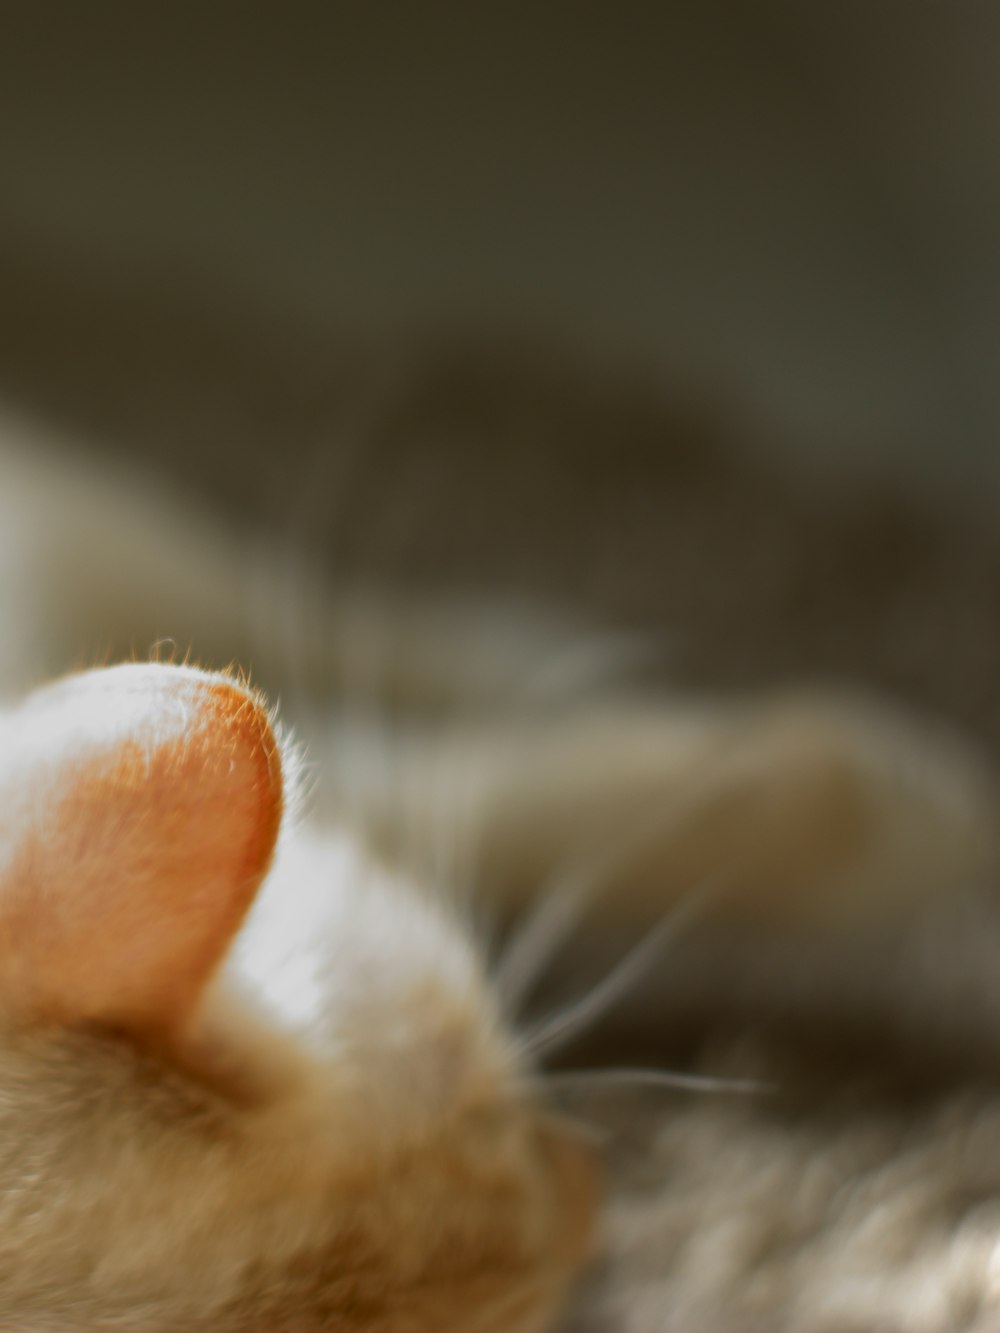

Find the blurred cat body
[[0, 411, 997, 1330]]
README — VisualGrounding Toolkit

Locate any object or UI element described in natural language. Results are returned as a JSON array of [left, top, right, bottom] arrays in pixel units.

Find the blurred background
[[0, 4, 997, 735]]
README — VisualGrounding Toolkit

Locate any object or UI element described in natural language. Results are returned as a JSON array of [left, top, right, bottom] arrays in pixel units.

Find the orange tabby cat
[[0, 662, 596, 1331], [0, 416, 997, 1330]]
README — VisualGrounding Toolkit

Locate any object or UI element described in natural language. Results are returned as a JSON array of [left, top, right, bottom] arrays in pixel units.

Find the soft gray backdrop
[[1, 5, 999, 498]]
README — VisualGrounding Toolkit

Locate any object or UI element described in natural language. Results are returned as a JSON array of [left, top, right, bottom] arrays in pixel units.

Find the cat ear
[[0, 663, 283, 1037]]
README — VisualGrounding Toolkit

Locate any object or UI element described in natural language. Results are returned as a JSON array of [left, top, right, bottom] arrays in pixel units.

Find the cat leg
[[339, 692, 999, 933], [334, 692, 1000, 1063]]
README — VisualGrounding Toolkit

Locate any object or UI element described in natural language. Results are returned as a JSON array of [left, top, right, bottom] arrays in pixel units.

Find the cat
[[0, 659, 598, 1331], [1, 409, 999, 1331]]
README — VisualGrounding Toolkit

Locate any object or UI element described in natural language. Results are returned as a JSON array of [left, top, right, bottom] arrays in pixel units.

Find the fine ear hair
[[0, 663, 283, 1037]]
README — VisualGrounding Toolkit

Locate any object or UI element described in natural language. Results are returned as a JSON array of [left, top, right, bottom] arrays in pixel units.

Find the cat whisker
[[495, 817, 691, 1019], [519, 940, 660, 1063], [542, 1066, 777, 1099], [496, 864, 598, 1014], [520, 904, 691, 1062], [497, 744, 766, 1015]]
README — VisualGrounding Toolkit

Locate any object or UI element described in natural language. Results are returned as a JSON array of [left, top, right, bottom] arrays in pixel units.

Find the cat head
[[0, 663, 595, 1331]]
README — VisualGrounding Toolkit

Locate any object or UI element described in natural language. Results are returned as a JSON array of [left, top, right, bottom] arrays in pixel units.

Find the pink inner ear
[[0, 664, 283, 1036]]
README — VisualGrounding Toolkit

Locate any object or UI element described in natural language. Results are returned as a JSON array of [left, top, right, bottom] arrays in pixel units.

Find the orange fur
[[0, 666, 282, 1034], [0, 663, 596, 1332]]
